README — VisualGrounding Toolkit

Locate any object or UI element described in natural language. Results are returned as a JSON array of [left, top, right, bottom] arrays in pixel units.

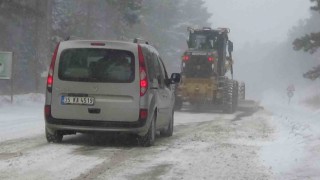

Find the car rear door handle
[[88, 108, 101, 114]]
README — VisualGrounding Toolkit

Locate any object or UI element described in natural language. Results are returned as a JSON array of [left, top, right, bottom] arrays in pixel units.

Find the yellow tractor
[[175, 27, 245, 113]]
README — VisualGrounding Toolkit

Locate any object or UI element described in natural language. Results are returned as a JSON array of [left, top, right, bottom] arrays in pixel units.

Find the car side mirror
[[170, 73, 181, 84]]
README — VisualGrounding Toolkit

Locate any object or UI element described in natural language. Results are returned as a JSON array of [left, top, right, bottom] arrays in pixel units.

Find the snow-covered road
[[0, 94, 319, 179]]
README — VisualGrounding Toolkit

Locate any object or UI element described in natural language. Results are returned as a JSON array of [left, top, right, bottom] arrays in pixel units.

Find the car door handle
[[88, 108, 101, 114]]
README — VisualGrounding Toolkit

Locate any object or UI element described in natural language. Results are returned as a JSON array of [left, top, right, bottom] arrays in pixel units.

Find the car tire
[[46, 128, 63, 143], [160, 112, 174, 137], [139, 116, 156, 147]]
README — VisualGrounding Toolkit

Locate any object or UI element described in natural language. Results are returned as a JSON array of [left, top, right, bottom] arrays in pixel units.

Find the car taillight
[[182, 55, 190, 61], [139, 109, 148, 121], [138, 45, 148, 96], [44, 105, 51, 119], [47, 43, 60, 93], [208, 57, 215, 62]]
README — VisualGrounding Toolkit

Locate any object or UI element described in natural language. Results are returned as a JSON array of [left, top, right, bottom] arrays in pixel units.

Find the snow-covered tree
[[293, 0, 320, 80]]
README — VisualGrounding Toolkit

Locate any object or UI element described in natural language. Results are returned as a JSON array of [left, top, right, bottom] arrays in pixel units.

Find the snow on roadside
[[260, 88, 320, 179], [0, 94, 109, 180], [0, 144, 105, 180], [0, 94, 45, 142]]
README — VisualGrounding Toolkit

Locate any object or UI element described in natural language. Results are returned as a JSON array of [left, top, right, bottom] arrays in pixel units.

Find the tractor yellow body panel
[[178, 78, 218, 104]]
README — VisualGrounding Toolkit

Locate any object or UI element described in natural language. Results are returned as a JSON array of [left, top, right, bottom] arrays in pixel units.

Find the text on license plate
[[61, 96, 94, 105]]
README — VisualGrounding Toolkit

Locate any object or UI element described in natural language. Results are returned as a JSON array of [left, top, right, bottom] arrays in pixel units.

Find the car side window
[[159, 57, 169, 80], [153, 54, 165, 88], [158, 58, 171, 88], [145, 51, 156, 80]]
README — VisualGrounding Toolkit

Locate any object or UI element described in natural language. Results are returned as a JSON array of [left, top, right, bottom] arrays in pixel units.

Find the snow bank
[[260, 88, 320, 179], [0, 94, 45, 142], [0, 93, 44, 106]]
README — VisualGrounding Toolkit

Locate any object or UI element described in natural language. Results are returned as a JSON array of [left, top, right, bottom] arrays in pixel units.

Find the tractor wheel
[[232, 81, 239, 111], [223, 80, 235, 114], [238, 82, 246, 100]]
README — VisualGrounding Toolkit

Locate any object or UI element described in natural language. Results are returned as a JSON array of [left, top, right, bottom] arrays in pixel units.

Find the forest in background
[[235, 0, 320, 99], [0, 0, 210, 93], [0, 0, 319, 99]]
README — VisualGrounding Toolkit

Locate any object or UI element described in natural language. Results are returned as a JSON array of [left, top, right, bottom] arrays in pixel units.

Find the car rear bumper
[[45, 116, 149, 136]]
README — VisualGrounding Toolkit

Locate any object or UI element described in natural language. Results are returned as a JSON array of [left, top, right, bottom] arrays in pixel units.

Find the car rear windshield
[[58, 48, 135, 83]]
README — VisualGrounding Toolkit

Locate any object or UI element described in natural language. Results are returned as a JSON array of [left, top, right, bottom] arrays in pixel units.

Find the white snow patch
[[0, 94, 45, 142], [260, 88, 320, 179], [174, 111, 236, 126], [0, 145, 104, 180]]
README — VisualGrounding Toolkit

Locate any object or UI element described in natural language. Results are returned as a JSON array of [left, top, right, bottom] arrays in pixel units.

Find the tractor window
[[189, 32, 218, 50], [190, 35, 206, 49]]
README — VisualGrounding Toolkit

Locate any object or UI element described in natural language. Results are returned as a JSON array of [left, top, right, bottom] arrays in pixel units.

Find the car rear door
[[50, 43, 140, 122]]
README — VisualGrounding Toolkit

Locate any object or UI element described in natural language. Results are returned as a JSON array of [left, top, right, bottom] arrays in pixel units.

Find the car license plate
[[61, 96, 94, 105]]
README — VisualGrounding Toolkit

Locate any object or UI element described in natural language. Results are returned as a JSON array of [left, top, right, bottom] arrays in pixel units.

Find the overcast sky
[[203, 0, 312, 46]]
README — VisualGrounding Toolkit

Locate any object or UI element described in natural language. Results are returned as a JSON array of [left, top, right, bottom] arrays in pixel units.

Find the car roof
[[58, 40, 158, 54]]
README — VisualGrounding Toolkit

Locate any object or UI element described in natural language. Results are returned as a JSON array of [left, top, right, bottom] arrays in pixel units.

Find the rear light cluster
[[182, 55, 190, 61], [182, 55, 215, 62], [47, 43, 60, 93], [208, 57, 215, 62], [138, 45, 148, 96], [137, 45, 149, 120]]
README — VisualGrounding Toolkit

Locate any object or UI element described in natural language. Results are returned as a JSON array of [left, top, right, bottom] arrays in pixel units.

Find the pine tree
[[293, 0, 320, 80], [106, 0, 143, 40], [140, 0, 212, 73]]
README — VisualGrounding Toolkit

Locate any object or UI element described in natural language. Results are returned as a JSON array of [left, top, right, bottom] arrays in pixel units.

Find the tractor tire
[[233, 81, 239, 110], [238, 82, 245, 100], [223, 80, 235, 114]]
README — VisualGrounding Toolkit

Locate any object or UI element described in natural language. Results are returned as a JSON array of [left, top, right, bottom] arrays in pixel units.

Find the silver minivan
[[44, 39, 180, 146]]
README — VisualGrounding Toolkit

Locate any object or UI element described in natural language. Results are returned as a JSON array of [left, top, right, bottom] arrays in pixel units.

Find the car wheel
[[160, 112, 174, 137], [46, 128, 63, 143], [139, 116, 156, 147]]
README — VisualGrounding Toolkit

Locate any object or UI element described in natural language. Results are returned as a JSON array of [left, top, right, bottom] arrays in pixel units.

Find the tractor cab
[[182, 27, 231, 78], [187, 27, 220, 50]]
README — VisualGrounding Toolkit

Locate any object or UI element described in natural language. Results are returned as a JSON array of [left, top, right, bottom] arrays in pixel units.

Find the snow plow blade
[[237, 100, 261, 111]]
